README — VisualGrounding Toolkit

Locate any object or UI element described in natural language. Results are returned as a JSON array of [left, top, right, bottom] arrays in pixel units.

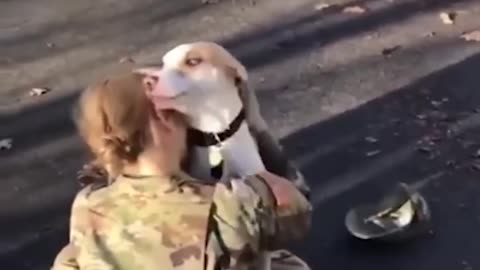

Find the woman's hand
[[255, 171, 312, 245], [256, 171, 310, 210]]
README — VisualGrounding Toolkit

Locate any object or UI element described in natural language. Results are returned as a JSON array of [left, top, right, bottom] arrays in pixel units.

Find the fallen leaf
[[446, 160, 456, 167], [461, 30, 480, 42], [431, 100, 442, 107], [343, 5, 367, 14], [202, 16, 215, 23], [366, 150, 381, 157], [365, 136, 378, 143], [424, 31, 437, 38], [382, 45, 401, 56], [29, 87, 50, 96], [364, 32, 379, 40], [416, 113, 427, 120], [439, 12, 455, 25], [0, 138, 12, 150], [418, 146, 432, 153], [471, 162, 480, 171], [201, 0, 219, 4], [314, 3, 331, 11], [119, 56, 135, 64]]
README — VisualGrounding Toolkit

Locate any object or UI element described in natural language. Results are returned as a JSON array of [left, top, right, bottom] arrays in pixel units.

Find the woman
[[51, 71, 312, 270]]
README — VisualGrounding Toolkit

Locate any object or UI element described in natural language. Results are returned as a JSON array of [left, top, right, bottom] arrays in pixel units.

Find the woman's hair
[[73, 72, 151, 178]]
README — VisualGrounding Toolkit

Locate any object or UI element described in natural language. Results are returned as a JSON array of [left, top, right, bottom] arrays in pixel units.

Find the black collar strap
[[187, 108, 246, 147]]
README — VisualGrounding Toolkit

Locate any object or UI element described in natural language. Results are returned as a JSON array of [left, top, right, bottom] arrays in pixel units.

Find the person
[[51, 71, 312, 270]]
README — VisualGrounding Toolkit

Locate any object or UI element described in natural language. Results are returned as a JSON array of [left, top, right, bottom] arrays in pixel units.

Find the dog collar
[[187, 108, 246, 147]]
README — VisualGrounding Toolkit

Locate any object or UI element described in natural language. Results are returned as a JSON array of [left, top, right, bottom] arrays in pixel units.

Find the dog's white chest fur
[[189, 122, 266, 181]]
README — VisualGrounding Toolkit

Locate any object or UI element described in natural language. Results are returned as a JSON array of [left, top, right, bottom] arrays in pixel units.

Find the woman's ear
[[133, 67, 162, 94]]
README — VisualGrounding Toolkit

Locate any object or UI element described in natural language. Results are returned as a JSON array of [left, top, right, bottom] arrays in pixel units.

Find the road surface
[[2, 0, 480, 269]]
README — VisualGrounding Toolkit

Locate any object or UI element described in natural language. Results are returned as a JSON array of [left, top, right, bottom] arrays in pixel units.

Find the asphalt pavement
[[2, 0, 480, 269]]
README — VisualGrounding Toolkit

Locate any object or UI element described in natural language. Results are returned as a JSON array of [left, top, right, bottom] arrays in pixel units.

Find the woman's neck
[[122, 154, 175, 178]]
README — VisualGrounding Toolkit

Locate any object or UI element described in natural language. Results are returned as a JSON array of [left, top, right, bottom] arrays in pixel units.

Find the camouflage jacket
[[51, 171, 312, 270]]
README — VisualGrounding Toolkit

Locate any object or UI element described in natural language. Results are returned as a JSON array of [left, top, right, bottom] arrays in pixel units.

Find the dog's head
[[135, 42, 248, 133]]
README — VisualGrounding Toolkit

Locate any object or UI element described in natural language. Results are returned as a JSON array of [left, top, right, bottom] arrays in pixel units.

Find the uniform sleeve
[[51, 186, 93, 270], [212, 177, 276, 258], [212, 174, 312, 257]]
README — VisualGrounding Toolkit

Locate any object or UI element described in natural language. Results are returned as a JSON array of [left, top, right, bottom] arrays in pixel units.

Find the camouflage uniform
[[51, 171, 312, 270]]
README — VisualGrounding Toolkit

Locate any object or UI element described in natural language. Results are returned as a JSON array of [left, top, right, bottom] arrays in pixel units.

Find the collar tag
[[209, 147, 223, 168]]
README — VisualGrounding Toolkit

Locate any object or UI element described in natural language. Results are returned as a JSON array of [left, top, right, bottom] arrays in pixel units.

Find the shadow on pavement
[[283, 52, 480, 269], [222, 0, 472, 69], [1, 0, 479, 269], [1, 0, 206, 66]]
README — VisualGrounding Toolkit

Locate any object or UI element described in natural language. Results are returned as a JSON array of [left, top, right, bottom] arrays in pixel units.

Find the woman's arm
[[244, 172, 312, 247], [212, 172, 312, 254], [51, 186, 95, 270], [51, 244, 80, 270]]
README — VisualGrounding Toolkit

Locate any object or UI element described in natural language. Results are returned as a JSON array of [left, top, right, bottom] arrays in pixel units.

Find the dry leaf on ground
[[29, 87, 50, 96], [366, 150, 381, 157], [418, 146, 432, 153], [0, 138, 13, 150], [201, 0, 219, 4], [314, 3, 331, 11], [473, 149, 480, 158], [202, 16, 215, 23], [424, 31, 437, 38], [461, 30, 480, 42], [343, 5, 367, 14], [430, 100, 443, 108], [119, 56, 135, 63], [471, 162, 480, 171], [439, 12, 455, 25], [382, 45, 401, 56]]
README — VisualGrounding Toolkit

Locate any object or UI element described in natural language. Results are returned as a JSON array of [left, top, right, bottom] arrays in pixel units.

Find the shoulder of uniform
[[73, 181, 110, 207], [213, 177, 264, 209], [173, 171, 216, 198]]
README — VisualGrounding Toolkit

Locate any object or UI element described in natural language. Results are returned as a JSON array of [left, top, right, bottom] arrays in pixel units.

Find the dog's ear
[[228, 64, 312, 198], [224, 58, 248, 88]]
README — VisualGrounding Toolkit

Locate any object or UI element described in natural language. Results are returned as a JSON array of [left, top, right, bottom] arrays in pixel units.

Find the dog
[[135, 42, 310, 197], [135, 42, 311, 270]]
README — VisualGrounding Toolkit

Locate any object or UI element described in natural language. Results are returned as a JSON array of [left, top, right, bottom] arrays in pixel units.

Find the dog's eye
[[185, 58, 202, 67]]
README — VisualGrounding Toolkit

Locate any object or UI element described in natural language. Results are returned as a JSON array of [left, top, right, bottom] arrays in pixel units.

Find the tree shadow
[[283, 52, 480, 269], [222, 0, 472, 69], [0, 0, 207, 66], [1, 0, 479, 269]]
